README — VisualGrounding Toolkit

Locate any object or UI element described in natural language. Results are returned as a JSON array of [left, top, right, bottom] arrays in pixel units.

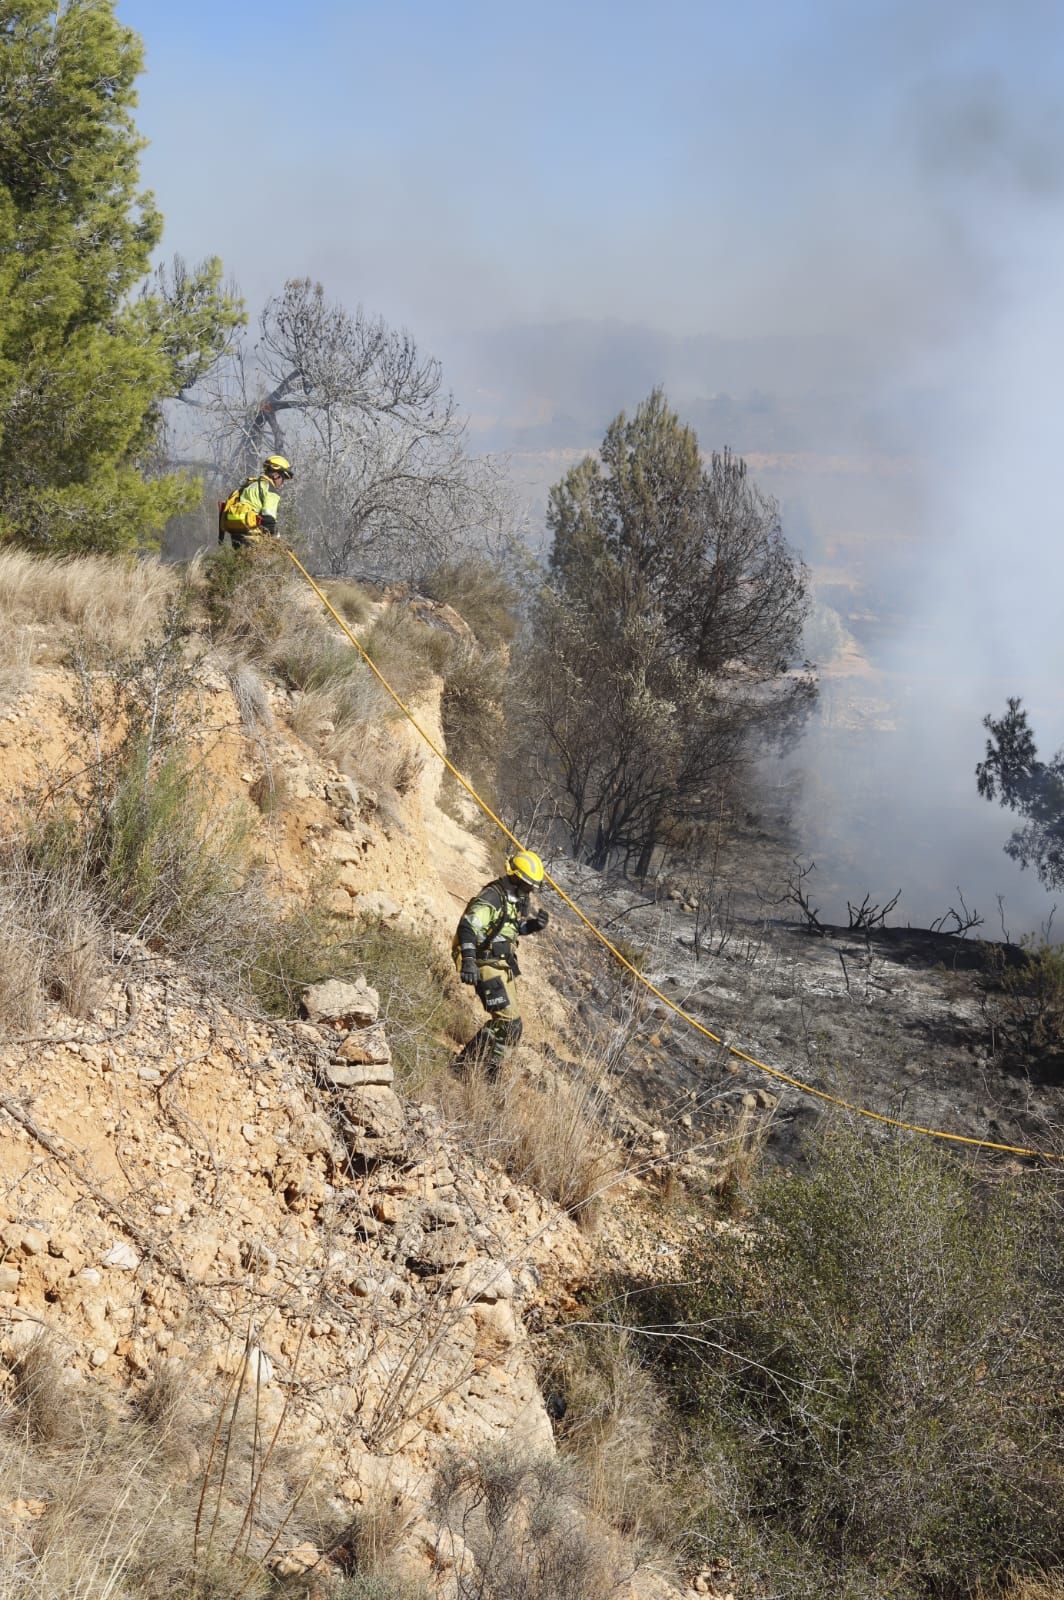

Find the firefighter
[[453, 849, 550, 1076], [218, 455, 294, 548]]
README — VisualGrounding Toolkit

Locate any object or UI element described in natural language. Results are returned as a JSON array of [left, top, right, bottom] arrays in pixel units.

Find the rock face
[[0, 950, 611, 1593], [336, 1083, 407, 1164], [302, 975, 405, 1160], [334, 1022, 392, 1067], [0, 625, 684, 1599], [301, 978, 380, 1028]]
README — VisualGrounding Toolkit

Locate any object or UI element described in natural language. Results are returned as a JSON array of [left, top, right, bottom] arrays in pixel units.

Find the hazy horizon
[[119, 0, 1064, 934]]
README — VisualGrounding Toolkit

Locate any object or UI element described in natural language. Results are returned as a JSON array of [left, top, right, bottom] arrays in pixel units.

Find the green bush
[[623, 1127, 1064, 1598], [985, 939, 1064, 1066], [439, 640, 505, 794], [419, 556, 522, 648]]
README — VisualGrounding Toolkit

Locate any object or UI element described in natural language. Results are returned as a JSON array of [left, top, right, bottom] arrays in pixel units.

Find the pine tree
[[519, 390, 813, 874], [0, 0, 242, 552]]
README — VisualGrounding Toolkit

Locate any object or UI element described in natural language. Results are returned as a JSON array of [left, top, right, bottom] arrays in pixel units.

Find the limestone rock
[[337, 1085, 406, 1163], [421, 1201, 463, 1231], [271, 1542, 320, 1579], [407, 1230, 474, 1275], [102, 1242, 140, 1271], [301, 978, 379, 1028], [335, 1023, 392, 1068], [463, 1262, 515, 1303], [321, 1059, 394, 1089], [351, 890, 402, 922], [402, 1206, 473, 1276]]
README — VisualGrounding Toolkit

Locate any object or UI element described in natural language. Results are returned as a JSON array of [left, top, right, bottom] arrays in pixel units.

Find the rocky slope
[[0, 602, 693, 1599], [0, 565, 1057, 1600]]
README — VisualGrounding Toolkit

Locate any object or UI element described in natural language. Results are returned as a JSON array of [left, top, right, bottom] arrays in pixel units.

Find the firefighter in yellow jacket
[[218, 455, 294, 548], [453, 850, 549, 1075]]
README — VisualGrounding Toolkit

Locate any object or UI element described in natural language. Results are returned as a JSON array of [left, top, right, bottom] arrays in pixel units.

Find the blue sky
[[119, 0, 1064, 348], [115, 0, 1064, 924]]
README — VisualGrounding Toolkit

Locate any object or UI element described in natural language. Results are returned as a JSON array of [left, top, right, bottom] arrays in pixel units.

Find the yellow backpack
[[217, 478, 261, 541]]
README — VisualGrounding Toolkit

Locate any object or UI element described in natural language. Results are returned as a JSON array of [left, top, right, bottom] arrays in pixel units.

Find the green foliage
[[985, 938, 1064, 1065], [517, 389, 813, 872], [0, 2, 242, 551], [978, 697, 1064, 892], [625, 1127, 1064, 1598], [419, 555, 522, 648]]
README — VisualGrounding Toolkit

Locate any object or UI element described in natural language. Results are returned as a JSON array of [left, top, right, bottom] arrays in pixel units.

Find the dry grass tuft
[[224, 659, 273, 731], [327, 1495, 414, 1579], [0, 848, 109, 1037], [431, 1445, 618, 1600], [0, 1354, 328, 1599], [0, 548, 179, 663], [447, 1062, 619, 1229], [9, 1334, 76, 1446], [993, 1581, 1064, 1600], [709, 1102, 775, 1213], [542, 1324, 689, 1563]]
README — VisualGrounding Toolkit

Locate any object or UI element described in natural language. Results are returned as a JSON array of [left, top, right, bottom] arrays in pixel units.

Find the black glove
[[520, 908, 549, 934], [460, 954, 479, 985]]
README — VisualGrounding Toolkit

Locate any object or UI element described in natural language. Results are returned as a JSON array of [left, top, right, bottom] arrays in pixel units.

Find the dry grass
[[541, 1323, 693, 1564], [446, 1062, 618, 1229], [334, 724, 424, 802], [993, 1581, 1064, 1600], [223, 660, 273, 731], [432, 1445, 618, 1600], [327, 1495, 415, 1578], [204, 553, 429, 802], [0, 1340, 327, 1600], [709, 1102, 776, 1213], [0, 848, 109, 1038], [0, 549, 179, 665]]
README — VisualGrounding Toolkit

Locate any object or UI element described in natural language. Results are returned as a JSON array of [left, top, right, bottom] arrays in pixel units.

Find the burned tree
[[174, 279, 508, 580]]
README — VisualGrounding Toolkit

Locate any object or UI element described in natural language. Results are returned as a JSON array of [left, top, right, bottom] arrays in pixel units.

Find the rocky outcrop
[[0, 949, 612, 1595], [303, 977, 406, 1164]]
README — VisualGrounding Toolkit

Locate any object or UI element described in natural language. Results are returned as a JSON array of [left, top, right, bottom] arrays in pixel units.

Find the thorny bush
[[618, 1126, 1064, 1599]]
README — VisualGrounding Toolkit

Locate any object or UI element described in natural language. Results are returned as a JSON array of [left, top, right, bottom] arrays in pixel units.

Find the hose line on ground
[[282, 546, 1061, 1165]]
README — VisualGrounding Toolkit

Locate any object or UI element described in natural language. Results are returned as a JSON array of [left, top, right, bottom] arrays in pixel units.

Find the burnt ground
[[545, 817, 1064, 1170]]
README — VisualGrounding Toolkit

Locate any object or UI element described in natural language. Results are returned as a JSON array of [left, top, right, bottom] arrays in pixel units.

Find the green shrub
[[419, 556, 522, 648], [440, 640, 505, 793], [986, 939, 1064, 1066], [623, 1127, 1064, 1598]]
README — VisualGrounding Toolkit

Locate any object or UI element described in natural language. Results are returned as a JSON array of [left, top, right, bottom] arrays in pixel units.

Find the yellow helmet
[[506, 849, 544, 887], [264, 454, 293, 480]]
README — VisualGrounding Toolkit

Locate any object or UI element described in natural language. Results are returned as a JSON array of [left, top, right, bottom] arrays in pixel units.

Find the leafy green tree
[[977, 697, 1064, 891], [517, 389, 812, 874], [0, 0, 242, 552]]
